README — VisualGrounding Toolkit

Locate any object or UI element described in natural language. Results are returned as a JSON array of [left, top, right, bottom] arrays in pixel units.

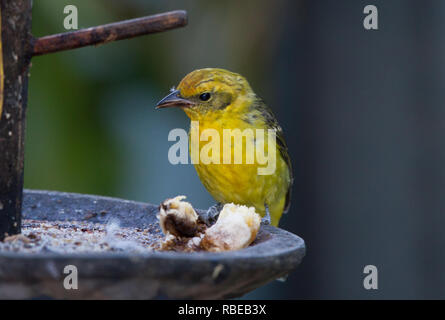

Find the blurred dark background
[[26, 0, 445, 299]]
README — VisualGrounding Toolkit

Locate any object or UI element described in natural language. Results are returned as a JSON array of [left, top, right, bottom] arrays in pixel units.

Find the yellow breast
[[189, 115, 289, 226]]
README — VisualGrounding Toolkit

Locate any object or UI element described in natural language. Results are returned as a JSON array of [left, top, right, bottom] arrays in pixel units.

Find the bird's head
[[156, 68, 253, 120]]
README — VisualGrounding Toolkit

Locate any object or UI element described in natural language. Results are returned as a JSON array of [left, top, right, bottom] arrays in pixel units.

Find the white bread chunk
[[201, 203, 261, 252]]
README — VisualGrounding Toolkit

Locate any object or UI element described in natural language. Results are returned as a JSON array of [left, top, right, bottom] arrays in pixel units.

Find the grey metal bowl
[[0, 190, 305, 299]]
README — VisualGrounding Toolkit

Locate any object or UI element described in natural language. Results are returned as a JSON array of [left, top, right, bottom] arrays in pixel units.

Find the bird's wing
[[252, 97, 293, 213]]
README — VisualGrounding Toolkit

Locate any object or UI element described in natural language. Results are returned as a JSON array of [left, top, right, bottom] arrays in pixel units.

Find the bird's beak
[[156, 90, 195, 109]]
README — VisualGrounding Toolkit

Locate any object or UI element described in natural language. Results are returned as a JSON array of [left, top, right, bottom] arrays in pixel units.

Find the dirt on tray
[[0, 219, 163, 254]]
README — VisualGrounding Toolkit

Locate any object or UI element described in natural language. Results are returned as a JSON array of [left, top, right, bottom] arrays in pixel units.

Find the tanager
[[156, 68, 292, 226]]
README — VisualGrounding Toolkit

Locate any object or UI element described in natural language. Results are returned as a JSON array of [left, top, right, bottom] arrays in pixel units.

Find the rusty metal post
[[0, 0, 33, 240], [32, 11, 187, 56]]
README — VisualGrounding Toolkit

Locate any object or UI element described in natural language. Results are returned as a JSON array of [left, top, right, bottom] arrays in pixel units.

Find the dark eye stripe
[[218, 101, 231, 109]]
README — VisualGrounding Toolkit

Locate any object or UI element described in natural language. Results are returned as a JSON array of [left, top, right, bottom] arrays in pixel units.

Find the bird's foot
[[261, 204, 271, 226], [198, 202, 223, 226]]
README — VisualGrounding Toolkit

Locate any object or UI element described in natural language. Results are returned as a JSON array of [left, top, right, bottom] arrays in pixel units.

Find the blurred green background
[[26, 0, 445, 299]]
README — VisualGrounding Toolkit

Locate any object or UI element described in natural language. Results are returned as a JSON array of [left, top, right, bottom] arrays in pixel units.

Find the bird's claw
[[261, 204, 271, 226], [198, 202, 223, 226], [200, 203, 271, 226]]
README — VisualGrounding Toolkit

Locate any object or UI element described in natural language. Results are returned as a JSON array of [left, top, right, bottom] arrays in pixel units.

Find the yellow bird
[[156, 68, 292, 226]]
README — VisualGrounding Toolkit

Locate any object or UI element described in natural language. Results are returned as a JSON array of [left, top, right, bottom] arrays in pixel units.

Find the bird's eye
[[199, 92, 211, 101]]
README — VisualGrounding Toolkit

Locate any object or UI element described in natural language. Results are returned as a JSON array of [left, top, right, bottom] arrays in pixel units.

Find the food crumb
[[157, 198, 261, 253]]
